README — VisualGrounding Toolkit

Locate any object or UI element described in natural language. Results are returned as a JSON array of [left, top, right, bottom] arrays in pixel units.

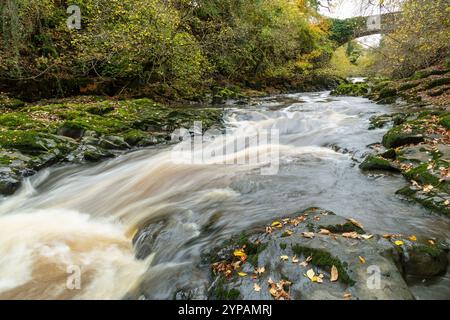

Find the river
[[0, 91, 449, 299]]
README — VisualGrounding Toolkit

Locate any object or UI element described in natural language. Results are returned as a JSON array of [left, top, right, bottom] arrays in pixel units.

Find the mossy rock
[[382, 125, 424, 149], [0, 96, 25, 110], [378, 87, 398, 100], [360, 155, 400, 172], [424, 77, 450, 90], [291, 245, 354, 285], [403, 244, 448, 278], [331, 83, 369, 97], [439, 114, 450, 130]]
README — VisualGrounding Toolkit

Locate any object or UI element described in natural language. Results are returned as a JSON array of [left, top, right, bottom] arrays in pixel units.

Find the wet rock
[[206, 208, 414, 300], [402, 244, 448, 278], [0, 172, 21, 195], [57, 126, 85, 140], [360, 155, 400, 172], [382, 128, 425, 149], [99, 136, 130, 150], [82, 146, 114, 162]]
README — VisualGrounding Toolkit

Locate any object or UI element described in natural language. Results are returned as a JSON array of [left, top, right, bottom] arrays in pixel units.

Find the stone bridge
[[330, 12, 402, 46]]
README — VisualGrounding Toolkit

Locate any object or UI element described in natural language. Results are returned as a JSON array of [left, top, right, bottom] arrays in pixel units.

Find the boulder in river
[[205, 208, 416, 300]]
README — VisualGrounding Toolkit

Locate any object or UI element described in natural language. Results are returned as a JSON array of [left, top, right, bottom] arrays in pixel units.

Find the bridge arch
[[329, 12, 402, 46]]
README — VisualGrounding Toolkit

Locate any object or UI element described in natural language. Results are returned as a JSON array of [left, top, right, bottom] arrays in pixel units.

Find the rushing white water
[[0, 91, 449, 299]]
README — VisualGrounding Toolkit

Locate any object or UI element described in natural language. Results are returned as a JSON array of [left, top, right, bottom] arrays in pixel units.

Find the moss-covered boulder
[[359, 155, 400, 172], [382, 125, 425, 149], [205, 208, 414, 300], [331, 83, 369, 97]]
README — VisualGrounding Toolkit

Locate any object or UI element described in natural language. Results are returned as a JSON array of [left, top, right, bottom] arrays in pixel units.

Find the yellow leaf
[[292, 255, 299, 263], [271, 221, 283, 228], [301, 232, 315, 239], [409, 235, 417, 242], [330, 265, 339, 282], [233, 249, 247, 261], [280, 255, 289, 261], [306, 269, 315, 281], [359, 256, 366, 264], [348, 218, 364, 229], [238, 272, 247, 277], [428, 239, 436, 245], [394, 240, 404, 246], [319, 229, 331, 235]]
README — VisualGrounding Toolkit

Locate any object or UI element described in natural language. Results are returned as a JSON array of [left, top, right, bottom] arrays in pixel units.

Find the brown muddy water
[[0, 92, 449, 299]]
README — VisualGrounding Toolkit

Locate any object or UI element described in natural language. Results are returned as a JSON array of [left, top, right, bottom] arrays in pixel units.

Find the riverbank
[[332, 63, 449, 216], [0, 96, 223, 195]]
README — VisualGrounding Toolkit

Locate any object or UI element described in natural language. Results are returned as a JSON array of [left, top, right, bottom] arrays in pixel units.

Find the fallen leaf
[[232, 261, 242, 270], [302, 232, 315, 239], [280, 255, 289, 261], [359, 256, 366, 264], [292, 256, 299, 263], [306, 269, 316, 281], [444, 200, 449, 206], [238, 272, 247, 277], [256, 267, 266, 275], [361, 234, 374, 240], [330, 265, 339, 282], [299, 261, 309, 267], [344, 293, 352, 300], [319, 229, 331, 235], [428, 239, 436, 245], [306, 256, 313, 263], [254, 283, 261, 292], [408, 235, 417, 242], [342, 232, 360, 239], [394, 240, 404, 246], [283, 230, 294, 236], [423, 185, 434, 193], [348, 218, 364, 229], [271, 221, 283, 228], [233, 249, 248, 261]]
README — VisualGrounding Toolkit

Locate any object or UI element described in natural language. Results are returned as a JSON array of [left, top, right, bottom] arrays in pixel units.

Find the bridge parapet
[[330, 12, 402, 46]]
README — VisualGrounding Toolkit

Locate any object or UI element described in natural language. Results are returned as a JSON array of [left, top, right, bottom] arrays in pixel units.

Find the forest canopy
[[0, 0, 333, 97]]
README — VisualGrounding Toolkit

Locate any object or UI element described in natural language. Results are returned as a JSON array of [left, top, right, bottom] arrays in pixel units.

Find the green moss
[[404, 163, 441, 187], [0, 96, 25, 110], [360, 155, 398, 172], [0, 130, 50, 154], [439, 115, 450, 130], [86, 104, 115, 116], [424, 77, 450, 89], [0, 113, 43, 130], [398, 81, 420, 91], [0, 155, 12, 165], [378, 87, 398, 99], [331, 83, 369, 97], [280, 243, 287, 250], [321, 222, 365, 235], [292, 244, 354, 285], [414, 244, 443, 258], [411, 69, 448, 80], [212, 277, 241, 300], [382, 124, 425, 148]]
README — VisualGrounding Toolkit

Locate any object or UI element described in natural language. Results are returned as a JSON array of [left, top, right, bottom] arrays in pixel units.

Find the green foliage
[[372, 0, 450, 78], [0, 0, 333, 96]]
